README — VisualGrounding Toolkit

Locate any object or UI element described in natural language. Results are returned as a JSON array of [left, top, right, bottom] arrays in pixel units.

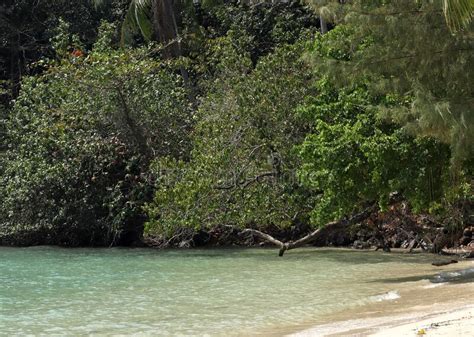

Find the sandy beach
[[369, 305, 474, 336], [289, 260, 474, 337], [291, 299, 474, 337]]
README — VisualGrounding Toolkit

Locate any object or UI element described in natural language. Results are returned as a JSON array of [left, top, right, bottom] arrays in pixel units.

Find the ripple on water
[[0, 247, 470, 336]]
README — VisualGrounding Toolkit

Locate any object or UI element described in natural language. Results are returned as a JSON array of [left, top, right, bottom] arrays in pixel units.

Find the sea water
[[1, 247, 472, 336]]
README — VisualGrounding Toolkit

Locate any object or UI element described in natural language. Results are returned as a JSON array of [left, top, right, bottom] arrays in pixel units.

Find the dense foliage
[[0, 0, 472, 246], [145, 41, 315, 235], [0, 0, 127, 102], [308, 0, 474, 161], [298, 79, 453, 226], [1, 23, 190, 245]]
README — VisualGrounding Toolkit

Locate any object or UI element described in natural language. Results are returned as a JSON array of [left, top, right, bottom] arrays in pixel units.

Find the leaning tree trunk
[[241, 204, 379, 256]]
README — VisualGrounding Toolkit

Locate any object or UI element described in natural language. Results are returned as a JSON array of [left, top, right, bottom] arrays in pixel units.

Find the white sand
[[370, 305, 474, 337], [284, 260, 474, 337], [288, 266, 474, 337], [289, 305, 474, 337]]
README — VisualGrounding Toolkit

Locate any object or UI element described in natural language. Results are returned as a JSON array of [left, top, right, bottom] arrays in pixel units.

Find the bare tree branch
[[240, 203, 379, 256]]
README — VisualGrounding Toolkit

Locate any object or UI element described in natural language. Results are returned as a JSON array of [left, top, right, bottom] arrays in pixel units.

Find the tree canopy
[[0, 0, 472, 247]]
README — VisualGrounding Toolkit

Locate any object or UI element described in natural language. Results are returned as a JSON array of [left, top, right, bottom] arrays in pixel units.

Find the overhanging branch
[[240, 203, 379, 256]]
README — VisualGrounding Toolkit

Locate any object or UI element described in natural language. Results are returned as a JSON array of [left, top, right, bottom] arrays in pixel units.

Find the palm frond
[[89, 0, 153, 43], [90, 0, 107, 8], [443, 0, 474, 32], [121, 0, 153, 44]]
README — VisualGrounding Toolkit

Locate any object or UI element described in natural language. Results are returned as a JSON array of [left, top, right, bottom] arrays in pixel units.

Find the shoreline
[[368, 305, 474, 336], [286, 260, 474, 337], [2, 246, 473, 336], [290, 304, 474, 337]]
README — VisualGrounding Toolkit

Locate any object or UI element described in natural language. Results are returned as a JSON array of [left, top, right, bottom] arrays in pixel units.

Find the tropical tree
[[144, 40, 315, 241], [306, 0, 474, 162], [93, 0, 194, 57], [0, 0, 120, 101], [0, 23, 191, 246], [309, 0, 474, 32]]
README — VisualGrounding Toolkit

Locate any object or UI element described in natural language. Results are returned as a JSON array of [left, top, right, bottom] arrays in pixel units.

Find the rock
[[460, 235, 472, 246], [432, 259, 458, 266], [178, 240, 192, 248], [463, 227, 472, 237], [353, 240, 370, 249]]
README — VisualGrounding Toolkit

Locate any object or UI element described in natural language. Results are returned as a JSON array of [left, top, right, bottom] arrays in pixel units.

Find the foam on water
[[422, 282, 445, 289], [369, 290, 401, 302]]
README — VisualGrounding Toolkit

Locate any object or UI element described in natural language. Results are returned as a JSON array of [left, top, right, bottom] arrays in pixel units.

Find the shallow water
[[0, 247, 472, 336]]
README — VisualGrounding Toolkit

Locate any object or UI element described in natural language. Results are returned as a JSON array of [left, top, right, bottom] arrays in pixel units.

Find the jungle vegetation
[[0, 0, 472, 247]]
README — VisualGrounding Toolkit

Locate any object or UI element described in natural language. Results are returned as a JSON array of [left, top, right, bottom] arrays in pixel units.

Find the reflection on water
[[0, 247, 472, 336]]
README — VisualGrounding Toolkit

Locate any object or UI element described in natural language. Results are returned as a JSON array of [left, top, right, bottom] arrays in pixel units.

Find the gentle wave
[[4, 247, 468, 336], [422, 282, 445, 289], [369, 290, 401, 302]]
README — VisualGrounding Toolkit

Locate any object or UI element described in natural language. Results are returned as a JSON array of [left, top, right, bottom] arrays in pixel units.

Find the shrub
[[0, 31, 190, 246]]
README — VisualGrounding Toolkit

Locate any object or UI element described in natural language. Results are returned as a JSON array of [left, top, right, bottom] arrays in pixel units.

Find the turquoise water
[[0, 247, 463, 336]]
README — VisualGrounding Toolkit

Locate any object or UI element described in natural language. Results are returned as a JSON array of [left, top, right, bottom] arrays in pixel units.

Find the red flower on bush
[[71, 49, 83, 57]]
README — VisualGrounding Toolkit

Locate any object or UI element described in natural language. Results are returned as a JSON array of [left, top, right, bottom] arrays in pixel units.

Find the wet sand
[[288, 259, 474, 337]]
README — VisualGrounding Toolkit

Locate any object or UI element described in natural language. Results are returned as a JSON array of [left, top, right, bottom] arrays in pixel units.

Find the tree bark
[[115, 85, 151, 160], [151, 0, 192, 102], [9, 32, 21, 97], [320, 17, 328, 35], [152, 0, 180, 58]]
